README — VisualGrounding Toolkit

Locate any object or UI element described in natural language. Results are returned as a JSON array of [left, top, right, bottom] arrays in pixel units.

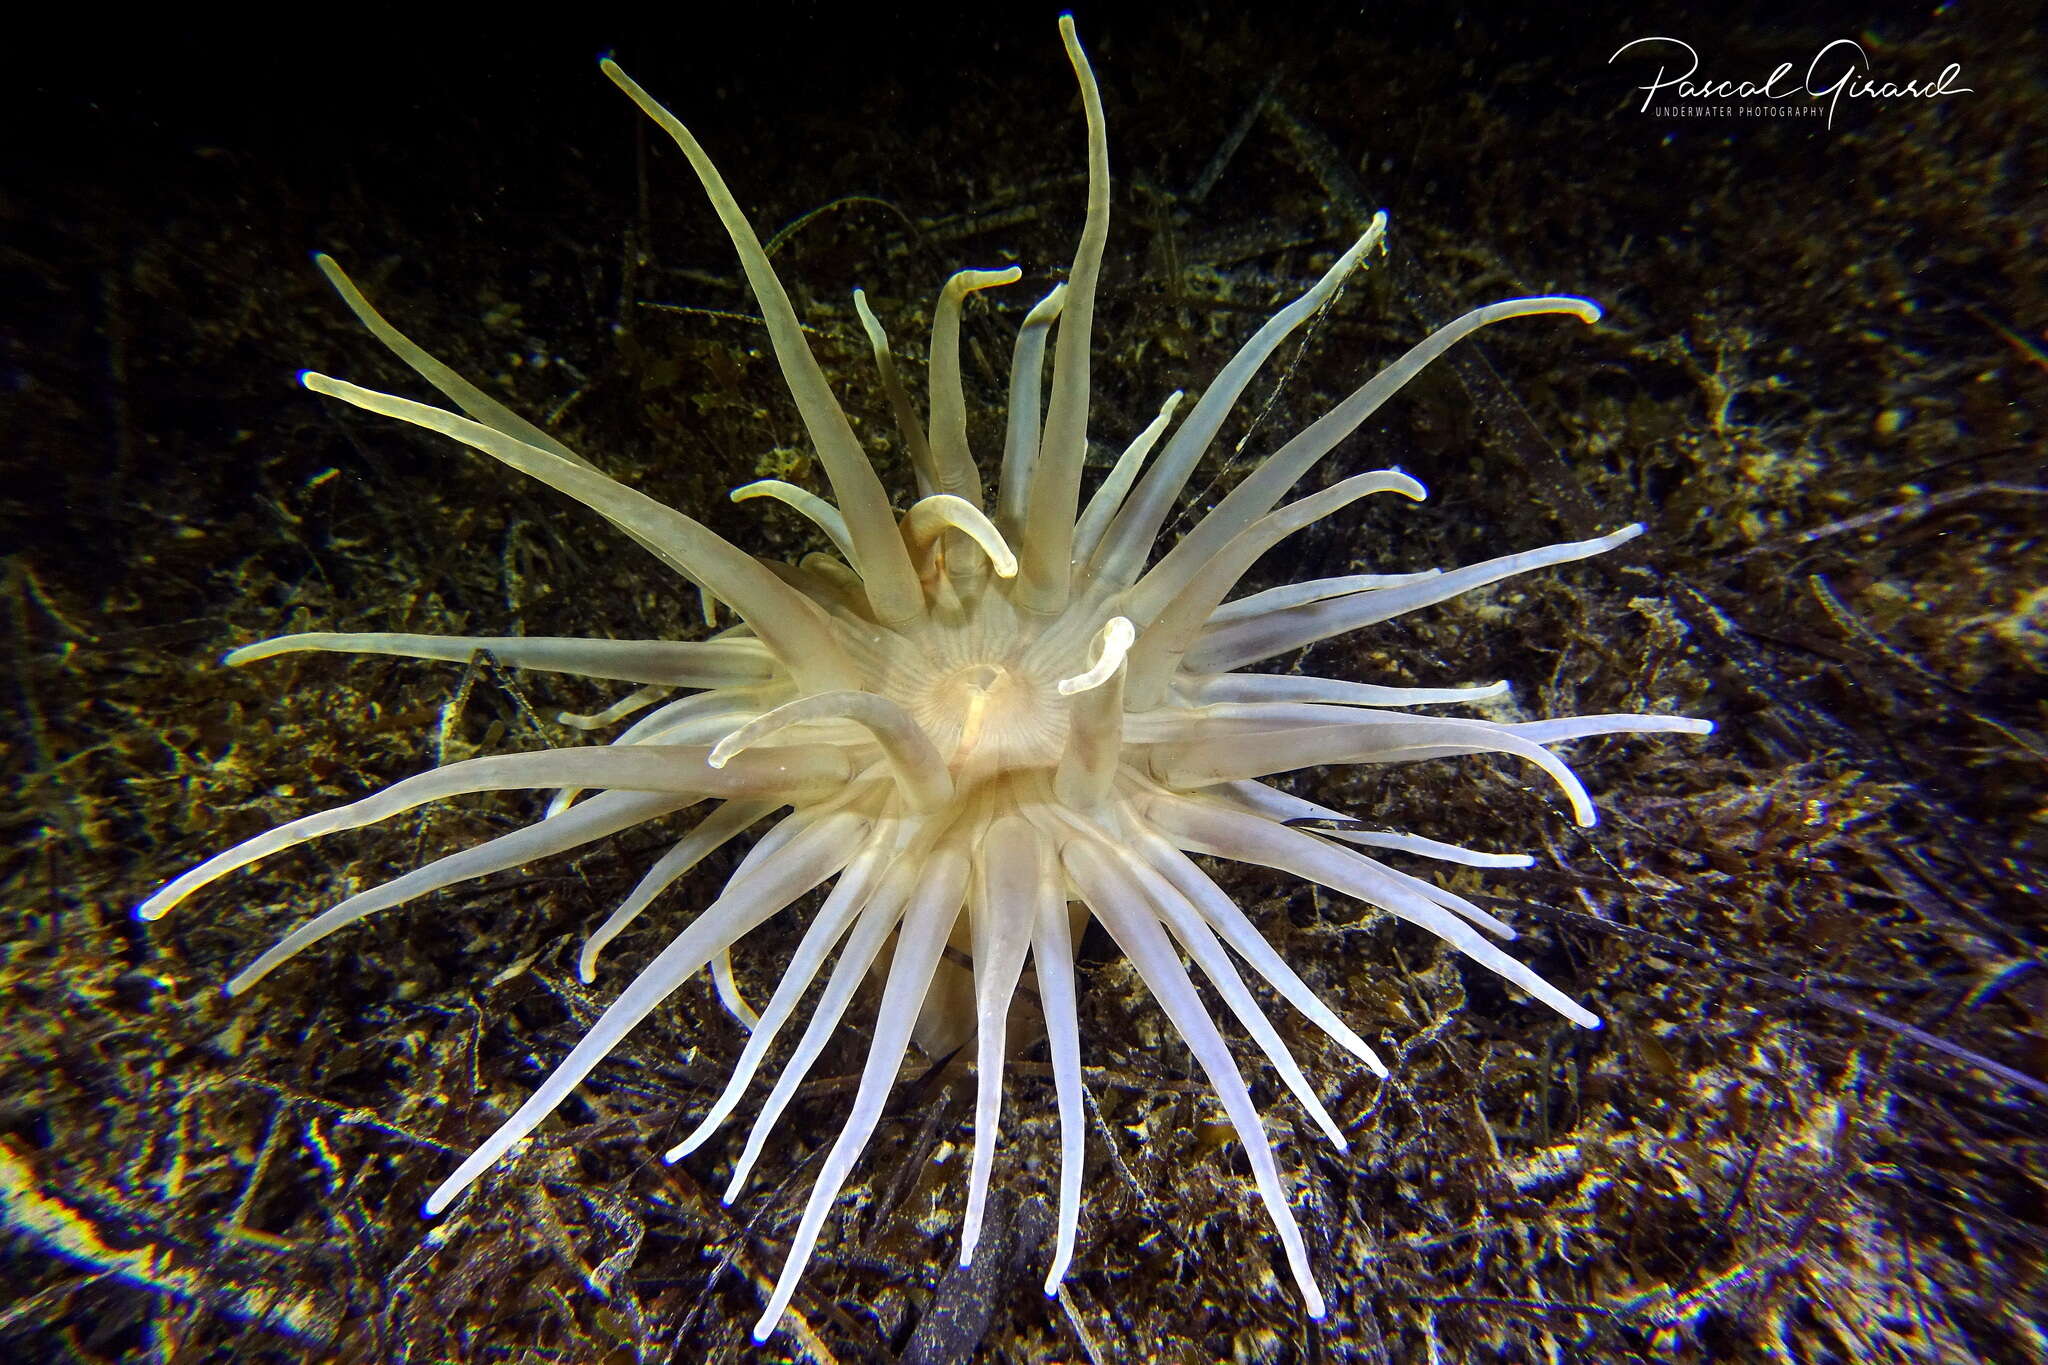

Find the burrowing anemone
[[140, 16, 1710, 1339]]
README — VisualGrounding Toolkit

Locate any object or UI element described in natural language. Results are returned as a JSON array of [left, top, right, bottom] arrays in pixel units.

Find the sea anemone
[[139, 16, 1711, 1340]]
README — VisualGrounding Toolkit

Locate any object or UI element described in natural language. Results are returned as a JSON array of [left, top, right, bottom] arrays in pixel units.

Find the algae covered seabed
[[3, 2, 2042, 1361]]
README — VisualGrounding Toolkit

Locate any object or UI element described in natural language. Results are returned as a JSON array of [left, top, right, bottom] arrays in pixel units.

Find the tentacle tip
[[1304, 1290, 1328, 1319], [297, 369, 321, 390], [599, 58, 643, 102], [1574, 298, 1604, 325], [750, 1319, 777, 1344], [223, 974, 258, 998], [1576, 1010, 1605, 1030], [1056, 616, 1135, 694], [661, 1143, 688, 1163]]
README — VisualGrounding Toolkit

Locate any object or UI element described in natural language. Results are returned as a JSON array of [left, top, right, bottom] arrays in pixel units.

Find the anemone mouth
[[915, 660, 1052, 773], [133, 14, 1716, 1344]]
